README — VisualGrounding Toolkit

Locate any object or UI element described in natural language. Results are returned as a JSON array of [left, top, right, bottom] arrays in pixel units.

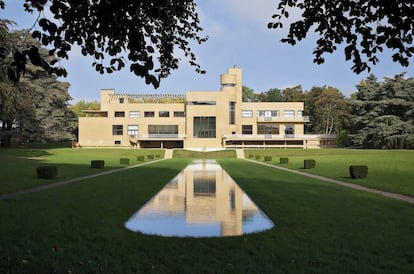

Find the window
[[257, 124, 279, 135], [242, 125, 253, 135], [257, 110, 279, 118], [144, 111, 155, 117], [127, 125, 138, 137], [241, 110, 253, 118], [114, 140, 121, 145], [112, 125, 123, 135], [174, 111, 185, 117], [114, 111, 125, 117], [229, 102, 235, 125], [159, 111, 170, 117], [148, 125, 178, 136], [298, 111, 303, 117], [119, 98, 124, 104], [285, 124, 294, 135], [187, 101, 216, 105], [284, 110, 295, 118], [129, 111, 140, 118], [193, 117, 216, 138]]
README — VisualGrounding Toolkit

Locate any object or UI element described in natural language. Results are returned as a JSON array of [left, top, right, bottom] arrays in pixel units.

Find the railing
[[256, 116, 310, 123], [137, 134, 186, 139], [223, 134, 336, 140]]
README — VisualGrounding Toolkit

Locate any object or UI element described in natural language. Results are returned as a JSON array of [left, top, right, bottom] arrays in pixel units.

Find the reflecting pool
[[125, 159, 274, 237]]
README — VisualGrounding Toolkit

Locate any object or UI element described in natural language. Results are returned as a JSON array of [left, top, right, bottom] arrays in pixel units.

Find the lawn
[[0, 148, 164, 194], [246, 149, 414, 197], [0, 150, 413, 273]]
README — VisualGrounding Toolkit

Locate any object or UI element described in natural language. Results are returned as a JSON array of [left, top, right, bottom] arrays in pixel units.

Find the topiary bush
[[280, 157, 289, 164], [120, 158, 130, 165], [155, 154, 161, 158], [304, 159, 316, 169], [248, 154, 254, 159], [37, 165, 57, 179], [255, 155, 261, 160], [91, 160, 105, 169], [349, 165, 368, 179], [147, 155, 154, 160], [264, 156, 272, 161], [136, 156, 145, 161]]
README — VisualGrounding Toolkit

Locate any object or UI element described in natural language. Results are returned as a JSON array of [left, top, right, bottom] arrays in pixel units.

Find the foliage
[[0, 28, 76, 146], [350, 74, 414, 148], [69, 100, 100, 117], [268, 0, 414, 74], [1, 0, 207, 88], [242, 85, 259, 102]]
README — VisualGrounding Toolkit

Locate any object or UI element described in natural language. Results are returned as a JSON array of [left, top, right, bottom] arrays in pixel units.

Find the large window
[[129, 111, 140, 118], [193, 117, 216, 138], [285, 124, 294, 135], [257, 124, 279, 135], [229, 102, 235, 125], [257, 110, 279, 118], [127, 125, 138, 137], [112, 125, 123, 135], [114, 111, 125, 117], [242, 125, 253, 135], [148, 125, 178, 136]]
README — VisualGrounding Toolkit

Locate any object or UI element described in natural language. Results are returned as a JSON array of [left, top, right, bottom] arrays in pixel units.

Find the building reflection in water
[[125, 160, 274, 237]]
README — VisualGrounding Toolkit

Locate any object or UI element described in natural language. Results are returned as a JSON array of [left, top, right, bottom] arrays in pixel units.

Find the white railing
[[137, 134, 186, 139], [223, 134, 336, 140], [256, 116, 310, 123]]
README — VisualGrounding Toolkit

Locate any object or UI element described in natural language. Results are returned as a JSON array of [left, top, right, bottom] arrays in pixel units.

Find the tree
[[350, 74, 414, 148], [268, 0, 414, 74], [0, 0, 207, 88], [242, 86, 259, 102], [70, 100, 101, 118], [258, 88, 283, 102], [0, 28, 76, 146], [282, 85, 304, 102]]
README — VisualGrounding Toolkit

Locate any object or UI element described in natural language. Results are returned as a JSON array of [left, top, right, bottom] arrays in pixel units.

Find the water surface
[[125, 159, 274, 237]]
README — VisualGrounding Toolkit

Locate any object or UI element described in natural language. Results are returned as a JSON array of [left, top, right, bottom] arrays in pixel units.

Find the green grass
[[173, 149, 236, 158], [0, 148, 164, 194], [0, 158, 413, 273], [247, 149, 414, 197]]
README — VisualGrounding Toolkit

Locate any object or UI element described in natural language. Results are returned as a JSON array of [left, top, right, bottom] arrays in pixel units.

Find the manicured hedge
[[91, 160, 105, 169], [280, 157, 289, 164], [349, 165, 368, 179], [304, 159, 316, 169], [255, 155, 261, 160], [37, 165, 57, 179], [147, 155, 154, 160], [248, 154, 254, 159], [136, 156, 145, 161], [155, 154, 161, 159], [264, 156, 272, 161], [120, 158, 130, 165]]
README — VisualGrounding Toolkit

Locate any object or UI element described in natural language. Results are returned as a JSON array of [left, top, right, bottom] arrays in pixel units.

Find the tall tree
[[268, 0, 414, 74], [1, 0, 207, 88], [242, 86, 259, 102], [258, 88, 283, 102], [282, 85, 304, 102], [350, 74, 414, 148]]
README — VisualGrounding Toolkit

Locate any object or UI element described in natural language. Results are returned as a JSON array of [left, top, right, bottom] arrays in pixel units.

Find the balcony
[[223, 134, 336, 140], [256, 116, 310, 123]]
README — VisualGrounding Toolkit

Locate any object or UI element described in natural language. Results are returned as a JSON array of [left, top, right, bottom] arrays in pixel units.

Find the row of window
[[241, 124, 295, 135], [114, 111, 185, 118], [113, 125, 179, 136], [241, 110, 302, 118]]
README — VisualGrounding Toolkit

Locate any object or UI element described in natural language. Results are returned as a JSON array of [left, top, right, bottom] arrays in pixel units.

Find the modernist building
[[78, 67, 336, 149]]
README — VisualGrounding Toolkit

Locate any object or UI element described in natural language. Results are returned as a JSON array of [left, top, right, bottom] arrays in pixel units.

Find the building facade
[[78, 68, 336, 149]]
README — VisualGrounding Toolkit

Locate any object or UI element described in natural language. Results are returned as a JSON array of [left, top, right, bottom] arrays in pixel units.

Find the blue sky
[[3, 0, 413, 102]]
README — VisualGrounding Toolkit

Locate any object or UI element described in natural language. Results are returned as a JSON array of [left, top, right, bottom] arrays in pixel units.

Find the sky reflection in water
[[125, 159, 274, 237]]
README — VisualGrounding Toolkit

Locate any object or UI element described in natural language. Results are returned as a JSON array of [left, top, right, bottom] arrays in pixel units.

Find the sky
[[2, 0, 413, 103]]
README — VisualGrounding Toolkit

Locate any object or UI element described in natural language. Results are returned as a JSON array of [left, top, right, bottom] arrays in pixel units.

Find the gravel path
[[0, 159, 164, 201], [246, 159, 414, 205]]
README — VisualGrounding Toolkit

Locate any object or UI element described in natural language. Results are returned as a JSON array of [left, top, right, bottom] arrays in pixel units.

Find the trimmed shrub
[[37, 165, 57, 179], [248, 154, 254, 159], [120, 158, 130, 165], [304, 159, 316, 169], [255, 155, 261, 160], [155, 154, 161, 159], [91, 160, 105, 169], [264, 156, 272, 161], [349, 165, 368, 179], [136, 156, 145, 162], [147, 155, 154, 160], [280, 157, 289, 164]]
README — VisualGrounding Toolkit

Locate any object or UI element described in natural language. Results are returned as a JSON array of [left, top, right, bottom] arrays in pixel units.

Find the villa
[[78, 67, 336, 149]]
